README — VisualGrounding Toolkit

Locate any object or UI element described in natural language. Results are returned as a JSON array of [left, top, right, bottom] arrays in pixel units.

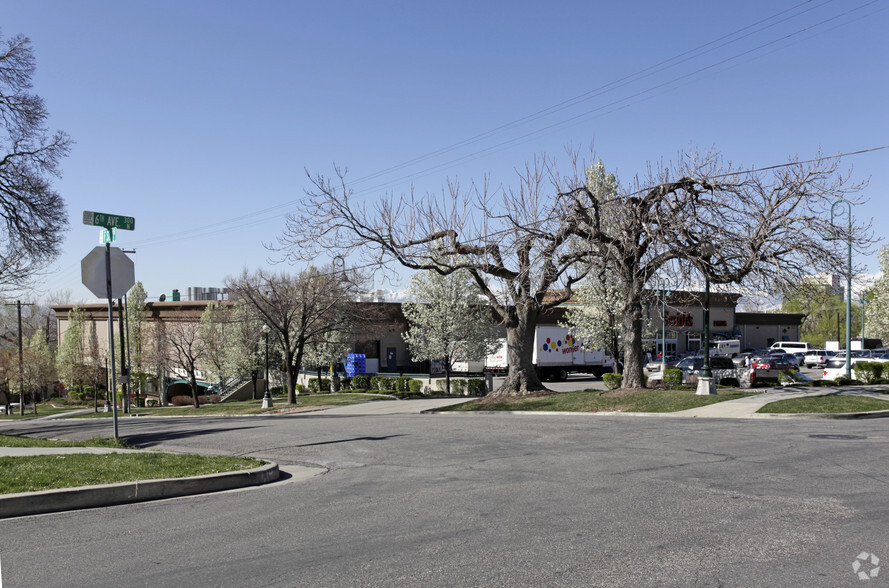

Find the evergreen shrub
[[467, 379, 486, 396], [602, 373, 622, 390], [663, 368, 683, 389], [352, 375, 371, 390]]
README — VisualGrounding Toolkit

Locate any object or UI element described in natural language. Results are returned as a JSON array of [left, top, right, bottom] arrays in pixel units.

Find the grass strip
[[756, 395, 889, 414], [0, 404, 89, 420], [441, 388, 759, 413], [0, 435, 127, 448], [0, 452, 264, 494]]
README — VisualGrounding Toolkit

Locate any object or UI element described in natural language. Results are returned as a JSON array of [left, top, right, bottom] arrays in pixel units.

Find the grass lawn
[[440, 388, 760, 413], [0, 434, 264, 494], [0, 403, 91, 420], [757, 394, 889, 414], [0, 434, 127, 448], [65, 392, 391, 418], [0, 453, 264, 494]]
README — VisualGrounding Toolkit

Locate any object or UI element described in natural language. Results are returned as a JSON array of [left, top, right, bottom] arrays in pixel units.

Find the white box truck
[[709, 339, 741, 357], [482, 326, 616, 381]]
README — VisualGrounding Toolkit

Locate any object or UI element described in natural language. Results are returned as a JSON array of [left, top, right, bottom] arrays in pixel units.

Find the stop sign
[[81, 246, 135, 299]]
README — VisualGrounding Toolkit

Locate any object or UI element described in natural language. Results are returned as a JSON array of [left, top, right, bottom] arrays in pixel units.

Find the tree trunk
[[284, 347, 298, 404], [445, 366, 451, 396], [189, 372, 201, 408], [621, 297, 646, 388], [488, 305, 547, 398]]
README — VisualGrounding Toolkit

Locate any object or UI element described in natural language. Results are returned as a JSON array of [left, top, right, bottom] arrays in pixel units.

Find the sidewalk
[[672, 386, 889, 419], [673, 387, 829, 418]]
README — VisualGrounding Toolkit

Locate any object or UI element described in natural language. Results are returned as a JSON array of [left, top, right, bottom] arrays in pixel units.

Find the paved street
[[2, 404, 889, 587]]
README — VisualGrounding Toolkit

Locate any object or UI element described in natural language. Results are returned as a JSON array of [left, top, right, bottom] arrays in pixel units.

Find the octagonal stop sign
[[81, 246, 135, 299]]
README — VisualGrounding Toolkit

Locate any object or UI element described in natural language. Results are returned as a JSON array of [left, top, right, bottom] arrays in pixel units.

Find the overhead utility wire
[[349, 0, 885, 197], [122, 0, 865, 251], [349, 0, 836, 188], [42, 3, 884, 294], [50, 144, 889, 301]]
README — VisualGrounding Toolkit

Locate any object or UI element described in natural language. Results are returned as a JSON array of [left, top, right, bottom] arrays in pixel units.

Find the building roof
[[735, 312, 805, 326]]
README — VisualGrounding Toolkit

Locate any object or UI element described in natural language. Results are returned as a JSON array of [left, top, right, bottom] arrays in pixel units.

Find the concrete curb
[[755, 409, 889, 420], [0, 461, 279, 519]]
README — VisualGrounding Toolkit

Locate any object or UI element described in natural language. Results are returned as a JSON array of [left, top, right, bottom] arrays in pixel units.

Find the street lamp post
[[860, 298, 868, 339], [696, 243, 717, 395], [261, 324, 273, 408], [826, 199, 853, 379], [655, 279, 672, 372]]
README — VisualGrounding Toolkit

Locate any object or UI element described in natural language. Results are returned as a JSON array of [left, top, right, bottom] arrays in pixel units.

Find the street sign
[[82, 210, 135, 231], [81, 246, 135, 299], [100, 228, 117, 244]]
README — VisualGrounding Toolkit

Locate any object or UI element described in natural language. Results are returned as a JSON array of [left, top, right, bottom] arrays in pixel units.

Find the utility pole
[[16, 301, 23, 416], [118, 298, 129, 413], [4, 301, 34, 416]]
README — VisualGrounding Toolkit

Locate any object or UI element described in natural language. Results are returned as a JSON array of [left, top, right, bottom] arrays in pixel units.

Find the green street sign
[[100, 228, 117, 244], [82, 210, 135, 231]]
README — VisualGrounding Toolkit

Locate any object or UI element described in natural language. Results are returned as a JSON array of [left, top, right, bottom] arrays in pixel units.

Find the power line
[[115, 0, 881, 253]]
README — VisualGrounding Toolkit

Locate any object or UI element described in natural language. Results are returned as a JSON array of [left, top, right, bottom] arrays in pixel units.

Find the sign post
[[81, 211, 135, 439]]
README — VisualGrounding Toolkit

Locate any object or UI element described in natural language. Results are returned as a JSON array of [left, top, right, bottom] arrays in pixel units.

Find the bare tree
[[163, 315, 204, 408], [278, 160, 589, 397], [144, 321, 171, 405], [562, 149, 873, 388], [283, 148, 872, 395], [0, 32, 71, 293], [226, 265, 364, 404]]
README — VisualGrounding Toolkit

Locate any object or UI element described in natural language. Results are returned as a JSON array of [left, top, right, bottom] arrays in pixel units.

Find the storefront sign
[[666, 313, 694, 327]]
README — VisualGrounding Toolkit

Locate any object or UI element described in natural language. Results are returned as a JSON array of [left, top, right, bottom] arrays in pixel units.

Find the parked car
[[750, 356, 799, 371], [647, 356, 743, 387], [769, 341, 813, 353], [820, 356, 889, 380], [803, 349, 830, 368], [732, 352, 756, 368], [645, 355, 681, 372], [822, 357, 859, 380]]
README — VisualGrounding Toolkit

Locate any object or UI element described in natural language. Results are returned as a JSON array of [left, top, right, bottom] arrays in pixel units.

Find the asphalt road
[[2, 407, 889, 587]]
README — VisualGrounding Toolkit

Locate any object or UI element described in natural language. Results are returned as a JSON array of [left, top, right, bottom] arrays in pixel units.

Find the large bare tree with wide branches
[[279, 158, 592, 397], [562, 149, 873, 388], [282, 148, 872, 396], [0, 32, 71, 293], [226, 264, 368, 404]]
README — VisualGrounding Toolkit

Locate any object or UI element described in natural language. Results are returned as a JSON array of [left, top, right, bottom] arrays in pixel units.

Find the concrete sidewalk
[[672, 386, 889, 419], [300, 397, 475, 416], [672, 387, 830, 418]]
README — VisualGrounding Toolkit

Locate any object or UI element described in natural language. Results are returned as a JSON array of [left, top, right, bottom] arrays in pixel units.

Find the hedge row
[[304, 375, 485, 396]]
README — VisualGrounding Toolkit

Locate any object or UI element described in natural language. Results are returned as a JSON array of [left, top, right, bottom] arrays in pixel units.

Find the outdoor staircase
[[212, 375, 257, 402]]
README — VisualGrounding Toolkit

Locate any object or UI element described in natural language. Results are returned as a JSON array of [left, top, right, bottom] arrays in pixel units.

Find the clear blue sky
[[5, 0, 888, 303]]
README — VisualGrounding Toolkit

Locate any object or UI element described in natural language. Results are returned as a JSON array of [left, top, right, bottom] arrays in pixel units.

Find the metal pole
[[702, 276, 711, 378], [262, 327, 273, 408], [125, 293, 135, 407], [697, 248, 716, 395], [846, 224, 852, 378], [861, 300, 866, 339], [17, 300, 23, 417], [105, 242, 119, 439], [118, 298, 129, 413], [827, 199, 853, 379], [661, 290, 667, 373]]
